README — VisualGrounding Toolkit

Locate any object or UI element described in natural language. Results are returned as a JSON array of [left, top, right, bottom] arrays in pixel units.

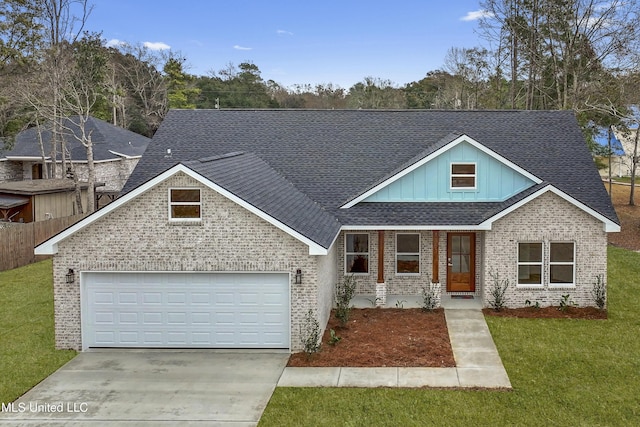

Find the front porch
[[351, 293, 484, 309], [341, 230, 485, 309]]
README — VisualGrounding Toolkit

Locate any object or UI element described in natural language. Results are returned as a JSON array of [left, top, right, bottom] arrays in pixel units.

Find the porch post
[[432, 230, 439, 283], [376, 230, 386, 306], [377, 230, 384, 283]]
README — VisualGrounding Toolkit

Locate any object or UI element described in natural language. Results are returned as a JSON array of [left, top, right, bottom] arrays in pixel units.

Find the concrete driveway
[[0, 350, 288, 426]]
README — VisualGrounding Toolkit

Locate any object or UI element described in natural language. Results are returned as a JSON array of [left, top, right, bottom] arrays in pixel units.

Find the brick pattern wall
[[53, 158, 140, 192], [482, 191, 608, 308], [0, 160, 21, 181], [53, 172, 326, 351], [337, 230, 438, 297]]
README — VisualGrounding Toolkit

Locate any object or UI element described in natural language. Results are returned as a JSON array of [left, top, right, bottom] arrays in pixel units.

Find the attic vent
[[198, 152, 245, 163]]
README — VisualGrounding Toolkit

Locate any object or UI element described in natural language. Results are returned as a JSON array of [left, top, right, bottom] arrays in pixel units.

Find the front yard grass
[[260, 246, 640, 426], [0, 259, 76, 403]]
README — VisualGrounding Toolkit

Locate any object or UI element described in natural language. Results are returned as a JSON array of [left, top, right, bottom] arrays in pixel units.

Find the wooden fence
[[0, 214, 85, 271]]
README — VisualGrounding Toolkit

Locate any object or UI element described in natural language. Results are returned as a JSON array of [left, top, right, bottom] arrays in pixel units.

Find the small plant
[[365, 296, 383, 307], [395, 299, 407, 308], [335, 275, 357, 326], [525, 299, 540, 309], [421, 281, 439, 311], [328, 329, 341, 345], [488, 269, 510, 311], [591, 274, 607, 310], [558, 294, 577, 312], [299, 309, 321, 355]]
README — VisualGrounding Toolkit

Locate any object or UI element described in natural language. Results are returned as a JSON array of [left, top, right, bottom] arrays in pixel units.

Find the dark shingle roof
[[183, 152, 340, 248], [124, 109, 619, 248], [1, 116, 150, 161]]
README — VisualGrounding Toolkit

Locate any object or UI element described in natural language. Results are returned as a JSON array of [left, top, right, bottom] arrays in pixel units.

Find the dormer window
[[169, 188, 201, 221], [451, 163, 476, 189]]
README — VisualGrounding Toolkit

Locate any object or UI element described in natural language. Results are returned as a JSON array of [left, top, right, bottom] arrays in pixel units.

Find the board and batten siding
[[363, 141, 535, 202]]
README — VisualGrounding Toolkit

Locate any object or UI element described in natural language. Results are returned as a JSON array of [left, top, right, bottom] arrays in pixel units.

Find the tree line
[[2, 0, 640, 210]]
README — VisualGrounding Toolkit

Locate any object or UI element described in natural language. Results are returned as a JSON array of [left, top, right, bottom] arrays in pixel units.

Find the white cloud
[[461, 10, 493, 21], [143, 41, 171, 51], [277, 29, 293, 36], [233, 45, 253, 51], [106, 38, 127, 48]]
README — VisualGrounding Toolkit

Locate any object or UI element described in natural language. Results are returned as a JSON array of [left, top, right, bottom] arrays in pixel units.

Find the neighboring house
[[0, 179, 90, 222], [36, 110, 620, 352], [0, 116, 151, 205]]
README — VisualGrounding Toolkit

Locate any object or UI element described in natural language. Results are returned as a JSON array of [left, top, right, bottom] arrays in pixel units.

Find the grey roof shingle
[[124, 109, 619, 248], [183, 152, 340, 248], [1, 116, 151, 161]]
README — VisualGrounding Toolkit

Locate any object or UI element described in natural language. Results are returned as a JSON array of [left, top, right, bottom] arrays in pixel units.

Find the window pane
[[550, 265, 573, 283], [397, 255, 419, 273], [519, 243, 542, 262], [551, 243, 574, 262], [451, 176, 475, 187], [452, 164, 475, 174], [171, 189, 200, 203], [347, 254, 369, 273], [346, 234, 368, 253], [171, 205, 201, 219], [518, 265, 542, 284], [397, 234, 419, 253]]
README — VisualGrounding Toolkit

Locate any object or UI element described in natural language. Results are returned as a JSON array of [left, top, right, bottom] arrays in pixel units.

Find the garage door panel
[[83, 272, 289, 349]]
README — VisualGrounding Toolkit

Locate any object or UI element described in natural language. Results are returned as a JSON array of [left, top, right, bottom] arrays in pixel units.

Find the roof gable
[[36, 161, 338, 256], [343, 134, 541, 207]]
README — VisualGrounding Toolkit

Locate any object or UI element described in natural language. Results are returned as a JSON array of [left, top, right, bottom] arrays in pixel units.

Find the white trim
[[35, 164, 329, 256], [108, 150, 142, 159], [548, 241, 576, 287], [168, 187, 202, 222], [478, 185, 620, 233], [516, 241, 544, 288], [344, 232, 370, 275], [342, 224, 493, 231], [450, 162, 477, 190], [341, 134, 542, 208], [395, 232, 421, 275]]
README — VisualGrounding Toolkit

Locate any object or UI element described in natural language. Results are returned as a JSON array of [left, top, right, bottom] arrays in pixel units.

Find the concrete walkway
[[278, 309, 511, 389]]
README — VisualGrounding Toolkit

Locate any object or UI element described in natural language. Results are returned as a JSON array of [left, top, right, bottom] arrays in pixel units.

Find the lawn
[[259, 246, 640, 426], [0, 259, 76, 404]]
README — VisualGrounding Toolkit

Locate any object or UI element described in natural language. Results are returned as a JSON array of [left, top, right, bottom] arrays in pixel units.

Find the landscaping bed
[[483, 306, 607, 319], [287, 308, 455, 368]]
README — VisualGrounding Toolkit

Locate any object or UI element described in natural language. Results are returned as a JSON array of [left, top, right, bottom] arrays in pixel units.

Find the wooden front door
[[447, 233, 476, 292]]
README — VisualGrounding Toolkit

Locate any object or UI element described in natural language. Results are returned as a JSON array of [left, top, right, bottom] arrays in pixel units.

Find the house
[[0, 116, 151, 206], [0, 179, 91, 222], [35, 110, 620, 352]]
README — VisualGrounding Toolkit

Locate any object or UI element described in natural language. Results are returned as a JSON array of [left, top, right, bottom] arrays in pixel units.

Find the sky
[[83, 0, 489, 89]]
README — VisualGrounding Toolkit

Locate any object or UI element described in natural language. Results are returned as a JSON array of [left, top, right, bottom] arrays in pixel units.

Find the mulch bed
[[483, 306, 607, 319], [287, 308, 456, 368]]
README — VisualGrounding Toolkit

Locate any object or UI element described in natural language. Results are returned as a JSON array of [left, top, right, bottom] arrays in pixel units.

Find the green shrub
[[335, 275, 357, 326], [488, 269, 509, 311], [299, 309, 321, 355], [591, 274, 607, 310], [421, 281, 439, 311]]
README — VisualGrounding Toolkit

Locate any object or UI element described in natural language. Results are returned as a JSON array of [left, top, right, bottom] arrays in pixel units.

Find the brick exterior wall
[[482, 191, 608, 308], [52, 171, 331, 351], [337, 230, 439, 297], [0, 160, 21, 181], [53, 158, 140, 192]]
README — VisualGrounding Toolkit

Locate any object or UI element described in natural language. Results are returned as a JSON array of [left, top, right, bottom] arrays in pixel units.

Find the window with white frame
[[450, 163, 476, 189], [517, 242, 543, 286], [345, 233, 369, 274], [396, 233, 420, 274], [169, 188, 201, 221], [549, 242, 575, 285]]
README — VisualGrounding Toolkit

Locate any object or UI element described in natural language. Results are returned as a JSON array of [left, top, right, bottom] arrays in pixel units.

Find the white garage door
[[82, 272, 289, 349]]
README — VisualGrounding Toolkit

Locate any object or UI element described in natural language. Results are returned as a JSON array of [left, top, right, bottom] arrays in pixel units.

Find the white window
[[517, 242, 543, 286], [396, 233, 420, 274], [345, 233, 369, 274], [549, 242, 575, 286], [451, 163, 476, 189], [169, 188, 201, 221]]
